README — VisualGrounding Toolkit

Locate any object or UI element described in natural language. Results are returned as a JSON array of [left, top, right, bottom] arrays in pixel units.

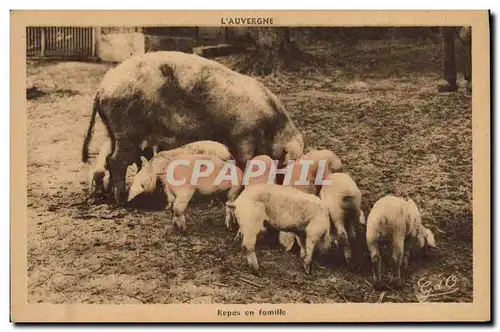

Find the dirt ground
[[27, 39, 473, 304]]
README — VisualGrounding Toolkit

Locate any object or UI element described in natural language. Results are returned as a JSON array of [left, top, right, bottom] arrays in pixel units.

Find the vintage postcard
[[11, 10, 490, 322]]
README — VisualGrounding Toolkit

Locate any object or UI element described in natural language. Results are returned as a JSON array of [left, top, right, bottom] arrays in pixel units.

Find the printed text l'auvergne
[[220, 17, 274, 25]]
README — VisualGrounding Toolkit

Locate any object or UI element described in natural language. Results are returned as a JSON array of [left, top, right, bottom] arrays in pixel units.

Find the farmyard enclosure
[[27, 30, 473, 304]]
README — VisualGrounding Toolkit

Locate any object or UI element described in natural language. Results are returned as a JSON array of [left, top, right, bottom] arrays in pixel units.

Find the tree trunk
[[257, 27, 290, 74], [236, 27, 295, 75], [234, 27, 318, 76]]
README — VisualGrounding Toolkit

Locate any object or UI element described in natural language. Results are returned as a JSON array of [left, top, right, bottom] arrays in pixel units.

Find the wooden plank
[[93, 27, 100, 57], [61, 27, 65, 56], [75, 27, 79, 55], [72, 27, 75, 55], [40, 28, 45, 57], [49, 27, 53, 56], [80, 27, 83, 55], [89, 27, 94, 56]]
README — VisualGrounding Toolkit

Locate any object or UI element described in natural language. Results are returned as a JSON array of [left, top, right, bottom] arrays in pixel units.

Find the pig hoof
[[303, 263, 312, 275], [299, 249, 306, 259], [172, 221, 187, 234]]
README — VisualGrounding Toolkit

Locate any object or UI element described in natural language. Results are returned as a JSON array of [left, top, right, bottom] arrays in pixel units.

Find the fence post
[[92, 27, 100, 58], [40, 27, 45, 57]]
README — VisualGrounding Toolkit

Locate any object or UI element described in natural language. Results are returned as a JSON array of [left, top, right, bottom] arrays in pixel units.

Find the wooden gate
[[26, 27, 97, 59]]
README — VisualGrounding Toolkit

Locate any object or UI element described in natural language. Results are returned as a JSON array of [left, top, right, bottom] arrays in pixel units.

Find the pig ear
[[425, 228, 437, 248], [139, 140, 148, 151], [406, 198, 417, 209], [140, 156, 148, 166], [279, 232, 296, 252]]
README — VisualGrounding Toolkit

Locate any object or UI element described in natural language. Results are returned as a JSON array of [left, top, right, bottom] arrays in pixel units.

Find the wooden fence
[[26, 27, 97, 59]]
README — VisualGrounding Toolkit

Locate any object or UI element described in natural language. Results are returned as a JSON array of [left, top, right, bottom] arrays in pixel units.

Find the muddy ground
[[27, 39, 473, 304]]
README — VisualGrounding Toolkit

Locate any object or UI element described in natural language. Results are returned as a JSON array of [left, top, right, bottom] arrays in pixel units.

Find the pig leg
[[171, 189, 195, 233], [233, 138, 255, 171], [134, 154, 143, 172], [105, 156, 114, 195], [241, 229, 260, 274], [346, 223, 357, 264], [224, 206, 234, 231], [234, 230, 243, 244], [227, 185, 244, 204], [367, 236, 383, 290], [225, 186, 243, 230], [134, 158, 142, 173], [238, 212, 262, 274], [89, 170, 106, 195], [403, 239, 413, 269], [90, 140, 112, 196], [164, 186, 175, 212], [108, 138, 138, 205], [391, 239, 405, 289], [294, 234, 303, 252], [334, 222, 350, 263], [135, 145, 155, 172], [302, 230, 320, 275], [294, 233, 306, 259], [328, 207, 351, 263]]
